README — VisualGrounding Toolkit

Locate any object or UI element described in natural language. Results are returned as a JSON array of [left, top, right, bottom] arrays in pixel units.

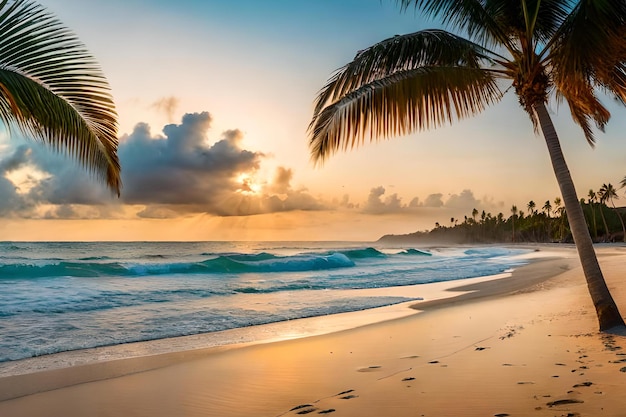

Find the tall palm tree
[[599, 183, 626, 242], [309, 0, 625, 330], [527, 200, 536, 216], [0, 0, 120, 194]]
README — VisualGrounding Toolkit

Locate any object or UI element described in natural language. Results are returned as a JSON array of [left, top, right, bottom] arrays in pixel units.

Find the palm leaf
[[398, 0, 516, 49], [313, 29, 496, 117], [550, 0, 626, 90], [309, 66, 502, 162], [0, 0, 120, 194], [555, 85, 610, 145]]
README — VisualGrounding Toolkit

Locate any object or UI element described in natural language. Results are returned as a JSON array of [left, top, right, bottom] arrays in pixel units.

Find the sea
[[0, 241, 532, 363]]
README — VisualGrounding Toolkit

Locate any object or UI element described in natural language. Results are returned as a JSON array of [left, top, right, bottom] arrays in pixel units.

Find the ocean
[[0, 241, 531, 363]]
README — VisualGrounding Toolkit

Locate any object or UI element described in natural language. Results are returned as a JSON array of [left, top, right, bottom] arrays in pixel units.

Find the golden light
[[5, 164, 50, 194], [236, 173, 262, 195]]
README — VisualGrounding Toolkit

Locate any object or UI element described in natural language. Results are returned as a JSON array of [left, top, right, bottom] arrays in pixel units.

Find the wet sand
[[1, 245, 626, 416]]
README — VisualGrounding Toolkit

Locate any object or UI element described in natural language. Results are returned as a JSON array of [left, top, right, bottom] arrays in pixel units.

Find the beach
[[1, 245, 626, 416]]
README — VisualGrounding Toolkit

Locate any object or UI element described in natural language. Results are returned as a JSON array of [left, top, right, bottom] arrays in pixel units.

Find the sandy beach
[[1, 245, 626, 416]]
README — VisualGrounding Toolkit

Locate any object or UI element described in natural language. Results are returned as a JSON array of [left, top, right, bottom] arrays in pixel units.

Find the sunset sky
[[2, 0, 626, 241]]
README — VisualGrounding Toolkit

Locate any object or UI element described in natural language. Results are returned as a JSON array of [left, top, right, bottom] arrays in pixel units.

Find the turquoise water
[[0, 242, 530, 362]]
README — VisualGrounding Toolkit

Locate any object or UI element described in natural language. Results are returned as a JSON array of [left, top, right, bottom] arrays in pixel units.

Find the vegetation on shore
[[379, 187, 626, 245]]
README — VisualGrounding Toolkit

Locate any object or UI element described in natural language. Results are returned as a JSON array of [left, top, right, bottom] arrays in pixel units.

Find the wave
[[0, 252, 356, 279], [397, 248, 432, 256], [0, 247, 439, 279]]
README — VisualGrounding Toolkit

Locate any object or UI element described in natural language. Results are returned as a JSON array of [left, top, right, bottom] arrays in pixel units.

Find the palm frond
[[397, 0, 516, 49], [313, 29, 496, 117], [309, 66, 502, 163], [593, 25, 626, 104], [0, 0, 120, 194], [549, 0, 626, 90], [555, 86, 610, 146]]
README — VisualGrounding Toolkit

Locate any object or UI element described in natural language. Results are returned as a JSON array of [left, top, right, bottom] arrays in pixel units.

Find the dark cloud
[[119, 112, 264, 209]]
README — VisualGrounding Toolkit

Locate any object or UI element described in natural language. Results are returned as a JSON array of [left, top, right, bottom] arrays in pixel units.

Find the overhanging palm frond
[[549, 0, 626, 90], [0, 0, 120, 194], [309, 66, 502, 162], [313, 29, 496, 117], [398, 0, 514, 49], [556, 85, 610, 145]]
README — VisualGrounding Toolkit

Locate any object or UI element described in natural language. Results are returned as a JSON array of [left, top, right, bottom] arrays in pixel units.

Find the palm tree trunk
[[599, 205, 610, 241], [534, 103, 624, 331], [590, 203, 598, 241], [610, 202, 626, 243]]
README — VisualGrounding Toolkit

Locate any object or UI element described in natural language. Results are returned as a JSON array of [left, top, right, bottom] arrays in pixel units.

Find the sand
[[1, 245, 626, 416]]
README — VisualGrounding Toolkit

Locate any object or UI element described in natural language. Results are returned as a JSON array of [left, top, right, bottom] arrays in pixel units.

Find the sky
[[1, 0, 626, 241]]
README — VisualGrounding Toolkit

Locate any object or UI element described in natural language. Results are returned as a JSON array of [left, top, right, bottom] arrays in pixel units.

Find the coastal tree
[[510, 205, 517, 242], [587, 190, 598, 241], [0, 0, 121, 194], [308, 0, 626, 330], [599, 183, 626, 242]]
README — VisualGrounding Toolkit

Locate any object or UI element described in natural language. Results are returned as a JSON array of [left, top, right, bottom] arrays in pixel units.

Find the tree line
[[380, 182, 626, 245]]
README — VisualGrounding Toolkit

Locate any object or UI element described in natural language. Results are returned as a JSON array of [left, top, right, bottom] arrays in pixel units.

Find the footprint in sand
[[546, 399, 584, 407], [290, 404, 318, 415], [335, 389, 359, 400], [357, 366, 382, 372]]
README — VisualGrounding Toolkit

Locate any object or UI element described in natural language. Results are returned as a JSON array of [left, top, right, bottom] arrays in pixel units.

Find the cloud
[[363, 186, 408, 214], [0, 111, 498, 223], [150, 96, 180, 121], [119, 112, 265, 211], [423, 193, 444, 207], [0, 111, 331, 218], [444, 189, 481, 210]]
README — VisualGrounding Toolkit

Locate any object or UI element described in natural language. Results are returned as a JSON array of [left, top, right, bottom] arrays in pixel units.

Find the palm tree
[[599, 183, 626, 242], [527, 200, 536, 216], [510, 204, 518, 242], [542, 200, 552, 218], [0, 0, 121, 194], [587, 189, 598, 241], [308, 1, 625, 330], [596, 186, 611, 242]]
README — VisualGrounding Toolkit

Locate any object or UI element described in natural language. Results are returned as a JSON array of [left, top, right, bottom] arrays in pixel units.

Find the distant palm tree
[[587, 189, 598, 241], [309, 1, 625, 330], [596, 186, 611, 242], [527, 200, 536, 216], [599, 183, 626, 242], [510, 205, 518, 242], [542, 200, 552, 218], [0, 0, 121, 194]]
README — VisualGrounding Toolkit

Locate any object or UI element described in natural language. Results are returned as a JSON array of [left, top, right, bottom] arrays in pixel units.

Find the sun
[[236, 173, 262, 195]]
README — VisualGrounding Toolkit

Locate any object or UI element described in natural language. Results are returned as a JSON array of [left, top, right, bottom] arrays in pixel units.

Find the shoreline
[[2, 244, 626, 416]]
